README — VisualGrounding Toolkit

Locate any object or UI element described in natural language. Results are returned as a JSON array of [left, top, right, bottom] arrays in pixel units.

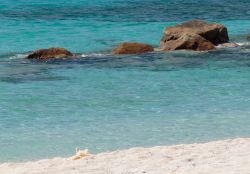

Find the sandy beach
[[1, 138, 250, 174]]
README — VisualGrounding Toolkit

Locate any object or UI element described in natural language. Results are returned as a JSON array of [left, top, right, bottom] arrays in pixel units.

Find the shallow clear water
[[0, 0, 250, 162]]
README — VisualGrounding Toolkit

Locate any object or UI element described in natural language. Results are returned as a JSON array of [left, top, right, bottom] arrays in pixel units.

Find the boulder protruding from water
[[26, 48, 74, 60], [160, 20, 229, 51], [160, 32, 215, 51], [112, 42, 154, 54]]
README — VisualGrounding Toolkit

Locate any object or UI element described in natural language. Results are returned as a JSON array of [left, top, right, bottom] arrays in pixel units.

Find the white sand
[[1, 138, 250, 174]]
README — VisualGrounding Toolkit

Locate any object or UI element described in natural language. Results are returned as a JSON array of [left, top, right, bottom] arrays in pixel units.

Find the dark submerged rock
[[26, 48, 74, 60], [112, 42, 154, 54], [247, 35, 250, 41]]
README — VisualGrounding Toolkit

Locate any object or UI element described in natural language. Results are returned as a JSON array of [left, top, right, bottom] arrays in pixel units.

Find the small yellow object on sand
[[70, 148, 89, 160]]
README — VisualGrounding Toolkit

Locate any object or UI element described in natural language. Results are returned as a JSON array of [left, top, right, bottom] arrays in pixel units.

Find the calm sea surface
[[0, 0, 250, 162]]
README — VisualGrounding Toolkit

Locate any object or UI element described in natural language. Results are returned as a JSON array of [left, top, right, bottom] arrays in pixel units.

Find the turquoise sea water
[[1, 0, 250, 162]]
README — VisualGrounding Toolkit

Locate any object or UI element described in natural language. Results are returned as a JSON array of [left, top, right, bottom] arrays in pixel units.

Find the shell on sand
[[70, 148, 89, 160]]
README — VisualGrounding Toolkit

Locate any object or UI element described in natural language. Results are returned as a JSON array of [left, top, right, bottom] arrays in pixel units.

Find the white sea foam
[[9, 54, 28, 60], [215, 42, 249, 49], [81, 53, 107, 58], [236, 42, 249, 46]]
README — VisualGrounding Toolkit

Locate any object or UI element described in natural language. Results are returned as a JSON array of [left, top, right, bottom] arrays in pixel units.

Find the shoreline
[[1, 138, 250, 174]]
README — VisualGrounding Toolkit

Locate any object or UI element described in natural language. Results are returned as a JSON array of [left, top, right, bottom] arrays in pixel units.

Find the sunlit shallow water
[[0, 0, 250, 162]]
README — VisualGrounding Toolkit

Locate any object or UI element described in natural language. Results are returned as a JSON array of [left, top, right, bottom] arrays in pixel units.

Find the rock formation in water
[[26, 48, 74, 60], [112, 42, 154, 54], [160, 20, 229, 51], [160, 32, 215, 51]]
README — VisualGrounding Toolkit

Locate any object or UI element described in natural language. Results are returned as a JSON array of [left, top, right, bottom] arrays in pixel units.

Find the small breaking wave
[[81, 53, 110, 58], [236, 42, 250, 46], [215, 42, 249, 49], [9, 54, 28, 60]]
